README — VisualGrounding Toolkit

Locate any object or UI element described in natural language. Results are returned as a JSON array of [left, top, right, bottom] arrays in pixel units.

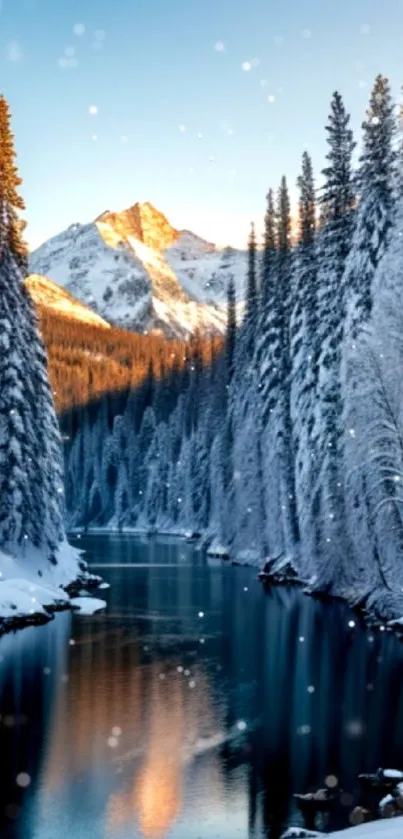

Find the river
[[0, 534, 403, 839]]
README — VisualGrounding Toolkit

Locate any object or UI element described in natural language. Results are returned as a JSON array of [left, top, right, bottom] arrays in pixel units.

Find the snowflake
[[8, 41, 22, 62], [112, 726, 122, 737], [214, 41, 225, 52], [16, 774, 31, 788], [89, 105, 98, 115], [73, 23, 85, 36], [178, 124, 186, 132], [268, 94, 276, 103], [302, 28, 312, 39], [346, 720, 364, 738], [242, 61, 252, 72], [297, 725, 311, 736], [360, 23, 371, 35]]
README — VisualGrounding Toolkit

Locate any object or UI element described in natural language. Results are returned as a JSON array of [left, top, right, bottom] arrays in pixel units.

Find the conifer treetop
[[0, 94, 28, 270]]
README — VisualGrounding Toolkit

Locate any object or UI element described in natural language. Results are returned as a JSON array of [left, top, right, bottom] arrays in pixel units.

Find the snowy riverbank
[[0, 540, 105, 635], [282, 822, 401, 837], [67, 526, 403, 631]]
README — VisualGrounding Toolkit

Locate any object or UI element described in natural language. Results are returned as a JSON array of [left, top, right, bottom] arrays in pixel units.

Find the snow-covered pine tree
[[343, 75, 396, 343], [342, 188, 403, 617], [313, 92, 356, 587], [253, 178, 298, 557], [290, 152, 318, 570], [0, 95, 64, 560], [243, 222, 259, 359], [254, 185, 284, 556], [275, 176, 300, 549], [340, 78, 397, 595], [260, 188, 276, 306], [225, 275, 236, 383], [229, 219, 268, 557]]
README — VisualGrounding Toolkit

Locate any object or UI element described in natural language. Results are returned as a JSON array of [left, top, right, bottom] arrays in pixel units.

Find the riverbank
[[0, 539, 104, 636], [68, 526, 403, 634], [282, 821, 401, 837]]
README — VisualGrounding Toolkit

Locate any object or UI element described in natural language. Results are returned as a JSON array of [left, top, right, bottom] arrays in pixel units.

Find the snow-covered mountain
[[25, 274, 110, 328], [29, 202, 246, 337]]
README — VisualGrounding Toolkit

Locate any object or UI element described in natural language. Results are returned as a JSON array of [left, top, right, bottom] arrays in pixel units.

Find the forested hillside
[[37, 308, 220, 414], [61, 75, 403, 621]]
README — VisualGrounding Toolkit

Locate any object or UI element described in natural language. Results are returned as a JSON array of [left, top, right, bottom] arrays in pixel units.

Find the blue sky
[[1, 0, 403, 249]]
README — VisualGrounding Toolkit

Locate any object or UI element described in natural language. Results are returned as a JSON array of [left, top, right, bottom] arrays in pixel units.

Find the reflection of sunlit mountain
[[106, 664, 229, 838], [106, 664, 185, 838], [40, 612, 226, 839]]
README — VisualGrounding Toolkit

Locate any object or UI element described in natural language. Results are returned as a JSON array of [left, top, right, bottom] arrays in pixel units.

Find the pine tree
[[313, 91, 356, 584], [241, 222, 258, 360], [341, 77, 397, 594], [276, 176, 299, 546], [0, 96, 64, 559], [225, 275, 237, 383], [261, 188, 276, 305], [246, 222, 257, 319], [290, 152, 318, 566], [342, 189, 403, 613], [343, 75, 396, 342], [254, 177, 298, 556], [0, 96, 28, 274]]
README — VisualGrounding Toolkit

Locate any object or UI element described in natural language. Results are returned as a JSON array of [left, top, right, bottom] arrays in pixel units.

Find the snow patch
[[282, 822, 402, 837], [70, 597, 107, 615], [0, 539, 100, 632]]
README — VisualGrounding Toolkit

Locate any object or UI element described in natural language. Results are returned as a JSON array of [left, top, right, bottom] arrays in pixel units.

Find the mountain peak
[[97, 201, 180, 251]]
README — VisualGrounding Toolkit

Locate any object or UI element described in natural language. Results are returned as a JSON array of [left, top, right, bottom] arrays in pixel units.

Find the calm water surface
[[1, 534, 403, 839]]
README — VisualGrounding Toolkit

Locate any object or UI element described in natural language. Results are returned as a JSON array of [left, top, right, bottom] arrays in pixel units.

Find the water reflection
[[0, 535, 403, 839]]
